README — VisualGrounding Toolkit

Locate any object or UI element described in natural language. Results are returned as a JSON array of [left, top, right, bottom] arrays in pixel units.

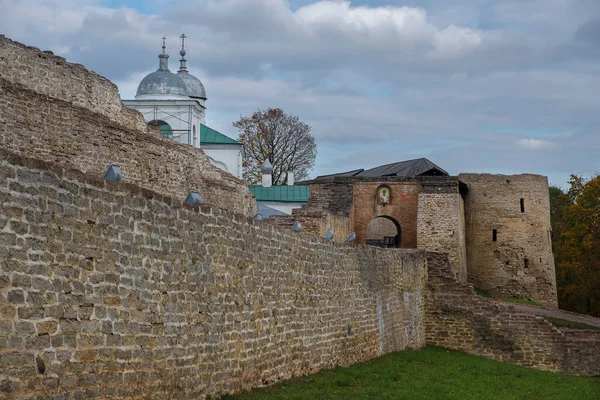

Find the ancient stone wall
[[417, 180, 467, 282], [0, 149, 428, 399], [425, 274, 600, 376], [0, 35, 256, 218], [0, 35, 146, 133], [459, 174, 557, 306]]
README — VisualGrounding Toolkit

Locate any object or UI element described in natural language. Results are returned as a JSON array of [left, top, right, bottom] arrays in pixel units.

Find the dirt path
[[489, 300, 600, 328]]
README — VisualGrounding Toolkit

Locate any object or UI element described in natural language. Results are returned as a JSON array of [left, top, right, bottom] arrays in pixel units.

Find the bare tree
[[233, 108, 317, 185]]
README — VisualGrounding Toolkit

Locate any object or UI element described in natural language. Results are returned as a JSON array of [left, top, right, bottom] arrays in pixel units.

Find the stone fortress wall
[[0, 149, 428, 398], [0, 35, 256, 218], [425, 253, 599, 376], [459, 173, 557, 307], [416, 179, 468, 283]]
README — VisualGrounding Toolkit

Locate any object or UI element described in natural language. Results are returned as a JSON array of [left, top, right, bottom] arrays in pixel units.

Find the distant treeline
[[550, 175, 600, 317]]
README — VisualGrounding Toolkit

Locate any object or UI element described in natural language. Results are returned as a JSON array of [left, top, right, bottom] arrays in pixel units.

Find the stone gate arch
[[365, 215, 402, 248]]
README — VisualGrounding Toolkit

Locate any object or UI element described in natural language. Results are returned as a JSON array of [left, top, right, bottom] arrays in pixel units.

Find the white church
[[123, 35, 244, 179]]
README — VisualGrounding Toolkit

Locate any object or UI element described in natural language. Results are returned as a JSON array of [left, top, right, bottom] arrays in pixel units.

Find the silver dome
[[136, 70, 188, 97], [178, 71, 207, 99]]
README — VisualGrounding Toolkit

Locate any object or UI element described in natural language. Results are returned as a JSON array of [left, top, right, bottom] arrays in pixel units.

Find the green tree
[[552, 175, 600, 316], [233, 108, 317, 185]]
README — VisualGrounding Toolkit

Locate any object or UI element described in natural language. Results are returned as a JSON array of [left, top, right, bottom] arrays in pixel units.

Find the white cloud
[[517, 138, 558, 150]]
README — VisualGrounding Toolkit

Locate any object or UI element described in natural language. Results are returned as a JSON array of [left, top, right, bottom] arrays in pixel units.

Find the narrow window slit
[[492, 229, 497, 242], [520, 198, 525, 213]]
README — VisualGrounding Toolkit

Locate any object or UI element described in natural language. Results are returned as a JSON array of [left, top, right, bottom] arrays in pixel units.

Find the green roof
[[248, 185, 310, 203], [158, 124, 173, 137], [200, 124, 240, 145]]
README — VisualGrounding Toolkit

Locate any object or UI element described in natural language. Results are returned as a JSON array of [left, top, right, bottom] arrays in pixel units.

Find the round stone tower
[[458, 173, 557, 307]]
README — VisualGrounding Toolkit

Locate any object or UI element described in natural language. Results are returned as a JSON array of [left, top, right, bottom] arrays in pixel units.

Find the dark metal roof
[[356, 158, 448, 178], [314, 168, 364, 180], [310, 158, 448, 183]]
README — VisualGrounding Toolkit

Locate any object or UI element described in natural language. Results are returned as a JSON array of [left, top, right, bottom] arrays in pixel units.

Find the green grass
[[544, 316, 600, 331], [474, 291, 544, 308], [221, 347, 600, 400], [503, 298, 544, 307]]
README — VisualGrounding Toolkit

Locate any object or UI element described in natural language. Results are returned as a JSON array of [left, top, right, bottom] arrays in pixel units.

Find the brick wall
[[459, 174, 557, 306], [0, 35, 256, 218], [0, 149, 428, 399], [352, 181, 421, 247], [425, 275, 600, 376]]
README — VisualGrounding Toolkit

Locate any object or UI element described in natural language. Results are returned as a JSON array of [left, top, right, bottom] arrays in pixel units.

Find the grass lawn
[[221, 347, 600, 400]]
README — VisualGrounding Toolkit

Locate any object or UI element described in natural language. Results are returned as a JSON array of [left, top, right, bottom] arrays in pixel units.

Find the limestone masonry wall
[[425, 274, 600, 376], [459, 173, 557, 307], [0, 35, 146, 133], [0, 149, 428, 399], [417, 180, 467, 282], [0, 35, 256, 218]]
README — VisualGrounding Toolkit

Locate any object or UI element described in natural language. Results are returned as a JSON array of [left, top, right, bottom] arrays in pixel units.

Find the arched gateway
[[366, 216, 402, 248]]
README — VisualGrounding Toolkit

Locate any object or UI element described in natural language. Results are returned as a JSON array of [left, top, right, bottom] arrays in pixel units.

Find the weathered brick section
[[0, 149, 428, 399], [459, 173, 557, 307], [352, 181, 421, 248], [425, 274, 600, 376], [0, 35, 257, 218]]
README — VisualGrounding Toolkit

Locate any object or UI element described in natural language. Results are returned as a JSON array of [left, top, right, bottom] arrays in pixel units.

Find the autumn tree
[[551, 175, 600, 317], [233, 108, 317, 185]]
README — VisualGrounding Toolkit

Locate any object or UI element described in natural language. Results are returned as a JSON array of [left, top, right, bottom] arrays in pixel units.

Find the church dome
[[135, 39, 189, 99], [178, 71, 207, 100], [136, 70, 188, 98]]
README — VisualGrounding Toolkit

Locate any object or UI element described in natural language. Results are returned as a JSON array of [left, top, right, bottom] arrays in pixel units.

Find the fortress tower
[[459, 173, 557, 306]]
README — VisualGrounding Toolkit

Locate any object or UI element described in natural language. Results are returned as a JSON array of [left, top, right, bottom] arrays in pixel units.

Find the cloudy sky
[[2, 0, 600, 186]]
